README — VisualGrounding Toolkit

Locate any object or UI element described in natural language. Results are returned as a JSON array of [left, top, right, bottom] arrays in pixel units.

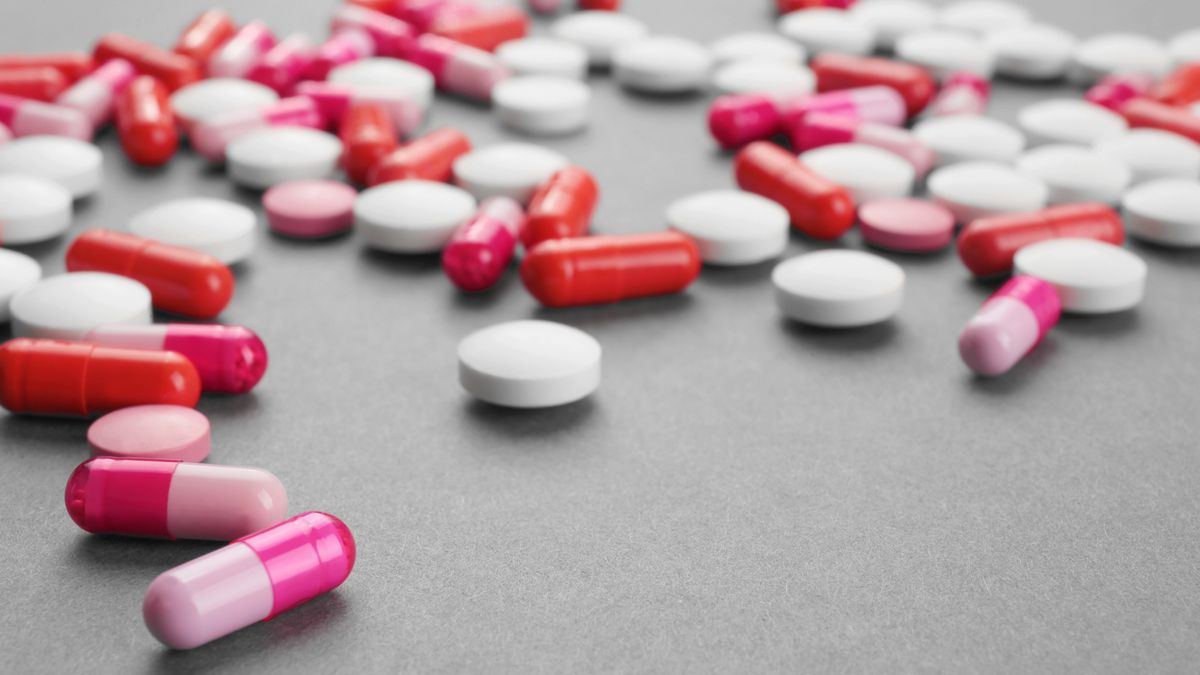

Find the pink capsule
[[710, 88, 909, 151], [245, 34, 316, 95], [66, 457, 287, 540], [330, 6, 417, 58], [792, 111, 936, 177], [55, 58, 136, 129], [295, 80, 422, 136], [83, 323, 268, 394], [401, 33, 510, 100], [780, 86, 907, 129], [1085, 73, 1155, 112], [0, 121, 11, 144], [958, 275, 1061, 377], [396, 0, 481, 32], [207, 21, 277, 78], [307, 28, 375, 80], [708, 93, 784, 149], [0, 92, 91, 139], [191, 96, 324, 161], [929, 72, 990, 117], [443, 197, 526, 291]]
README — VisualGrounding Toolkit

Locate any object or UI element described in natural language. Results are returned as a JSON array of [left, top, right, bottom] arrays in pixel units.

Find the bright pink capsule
[[443, 197, 526, 292], [207, 21, 277, 79], [307, 29, 375, 81], [396, 0, 481, 32], [55, 58, 136, 129], [330, 6, 417, 58], [708, 94, 784, 149], [780, 85, 907, 130], [401, 33, 510, 100], [191, 96, 324, 161], [791, 111, 935, 177], [246, 34, 316, 95], [66, 457, 287, 540], [0, 92, 91, 139], [929, 72, 990, 117], [958, 275, 1060, 376], [144, 512, 356, 650], [295, 80, 422, 136], [1085, 73, 1154, 112], [83, 324, 268, 394]]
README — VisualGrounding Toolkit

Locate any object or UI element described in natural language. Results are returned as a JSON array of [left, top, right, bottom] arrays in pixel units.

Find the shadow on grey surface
[[531, 292, 696, 326], [966, 274, 1008, 298], [359, 248, 443, 276], [450, 270, 519, 310], [1129, 238, 1200, 266], [963, 336, 1058, 395], [778, 317, 898, 352], [697, 259, 776, 287], [69, 535, 219, 573], [0, 415, 90, 452], [867, 244, 955, 266], [1057, 310, 1141, 337], [620, 87, 706, 104], [464, 396, 598, 441], [196, 392, 263, 421]]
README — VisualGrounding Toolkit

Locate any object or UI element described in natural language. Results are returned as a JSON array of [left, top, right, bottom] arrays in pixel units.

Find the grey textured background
[[2, 0, 1200, 673]]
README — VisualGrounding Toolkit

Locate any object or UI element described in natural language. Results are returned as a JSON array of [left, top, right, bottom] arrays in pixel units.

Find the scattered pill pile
[[0, 0, 1198, 652]]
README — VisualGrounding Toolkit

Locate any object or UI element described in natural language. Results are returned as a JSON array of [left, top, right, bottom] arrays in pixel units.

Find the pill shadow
[[697, 260, 776, 287], [866, 245, 955, 267], [965, 275, 1007, 299], [464, 397, 598, 441], [1129, 238, 1200, 266], [450, 271, 518, 310], [196, 392, 263, 421], [0, 415, 89, 452], [68, 535, 219, 574], [1056, 310, 1141, 337], [2, 236, 66, 260], [530, 292, 697, 326], [778, 317, 898, 352], [619, 88, 706, 104], [358, 247, 443, 276], [963, 336, 1058, 394]]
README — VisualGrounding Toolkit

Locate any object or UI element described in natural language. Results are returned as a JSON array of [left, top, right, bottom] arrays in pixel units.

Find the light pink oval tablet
[[87, 405, 211, 462], [858, 199, 955, 252], [263, 179, 357, 238]]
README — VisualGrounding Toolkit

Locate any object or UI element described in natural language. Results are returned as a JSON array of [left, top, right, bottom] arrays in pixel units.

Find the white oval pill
[[170, 79, 279, 133], [226, 127, 342, 190], [939, 0, 1030, 36], [778, 9, 877, 57], [0, 135, 102, 199], [710, 32, 804, 65], [0, 249, 41, 323], [355, 180, 476, 253], [895, 29, 996, 80], [551, 11, 648, 67], [1122, 179, 1200, 247], [496, 38, 589, 79], [1017, 99, 1127, 146], [850, 0, 938, 51], [128, 198, 257, 264], [773, 250, 905, 328], [453, 143, 567, 204], [985, 24, 1078, 80], [0, 174, 72, 244], [666, 190, 789, 266], [710, 59, 815, 97], [1016, 145, 1131, 205], [913, 114, 1025, 165], [800, 143, 916, 203], [612, 36, 713, 94], [493, 76, 591, 136], [927, 161, 1048, 223], [458, 320, 601, 409], [328, 57, 435, 110], [1014, 239, 1146, 314], [1093, 129, 1200, 184], [10, 272, 152, 340], [1070, 33, 1171, 85], [1170, 29, 1200, 64]]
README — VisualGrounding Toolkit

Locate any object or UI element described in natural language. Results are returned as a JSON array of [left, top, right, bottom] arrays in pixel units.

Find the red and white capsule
[[83, 324, 268, 394], [208, 21, 277, 79], [401, 33, 510, 100], [959, 275, 1061, 376], [55, 58, 136, 129], [295, 80, 422, 136], [443, 197, 526, 292], [0, 92, 92, 140]]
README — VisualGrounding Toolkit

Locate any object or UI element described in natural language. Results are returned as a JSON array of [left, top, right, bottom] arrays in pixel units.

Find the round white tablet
[[778, 9, 877, 57], [800, 143, 915, 203], [938, 1, 1030, 36], [492, 76, 591, 136], [850, 0, 938, 51], [0, 249, 41, 323], [1094, 129, 1200, 184], [927, 161, 1048, 223], [913, 114, 1025, 165], [1122, 179, 1200, 247], [10, 272, 152, 340], [665, 190, 789, 266], [985, 24, 1078, 80], [458, 320, 601, 409], [1170, 29, 1200, 64], [1070, 33, 1172, 85], [1017, 99, 1127, 146], [355, 180, 476, 253], [1013, 239, 1146, 313], [226, 127, 342, 190], [128, 198, 257, 264], [710, 60, 815, 97], [895, 29, 996, 80], [0, 174, 72, 245], [772, 251, 905, 328], [551, 11, 649, 67], [1015, 145, 1131, 205], [612, 36, 713, 94], [710, 32, 804, 65], [170, 78, 279, 132], [496, 38, 589, 79], [453, 143, 568, 204], [328, 57, 435, 110], [0, 136, 102, 199]]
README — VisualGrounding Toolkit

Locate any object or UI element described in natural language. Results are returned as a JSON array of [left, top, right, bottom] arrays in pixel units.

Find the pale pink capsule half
[[959, 275, 1061, 376]]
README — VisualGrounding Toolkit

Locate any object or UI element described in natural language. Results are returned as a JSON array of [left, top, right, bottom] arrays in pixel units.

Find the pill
[[1014, 239, 1146, 314], [170, 78, 279, 136], [778, 9, 877, 57], [242, 34, 313, 95], [207, 21, 276, 79], [849, 0, 937, 51], [778, 0, 858, 10], [328, 57, 435, 111], [985, 24, 1077, 81], [710, 32, 805, 66], [0, 135, 102, 198], [524, 166, 599, 247], [295, 81, 422, 137], [0, 93, 92, 140], [402, 33, 511, 101], [579, 0, 622, 9], [800, 143, 916, 203], [666, 189, 789, 265], [55, 59, 136, 129], [431, 6, 529, 53], [356, 180, 477, 253], [939, 0, 1029, 35], [308, 28, 375, 81], [458, 320, 600, 408], [0, 338, 198, 416], [191, 96, 324, 162], [711, 60, 815, 98], [707, 94, 784, 149], [10, 272, 149, 339], [395, 0, 481, 32], [84, 323, 268, 394], [341, 103, 398, 186], [1017, 99, 1127, 146], [811, 53, 937, 117], [958, 275, 1059, 377], [1094, 129, 1200, 184], [911, 114, 1023, 166], [227, 127, 343, 190], [493, 76, 590, 136], [368, 127, 471, 185], [128, 198, 257, 265], [521, 232, 701, 307], [734, 141, 856, 240], [1121, 97, 1200, 145], [956, 203, 1123, 276], [858, 198, 955, 252], [331, 7, 416, 59], [453, 142, 568, 203], [1084, 73, 1153, 113], [1154, 63, 1200, 108], [0, 66, 68, 101], [443, 197, 526, 291], [66, 230, 235, 319], [895, 30, 996, 81], [0, 250, 41, 323], [551, 11, 648, 67], [174, 9, 237, 66], [0, 53, 93, 83], [115, 76, 178, 167], [87, 405, 211, 462], [927, 161, 1048, 223], [613, 36, 713, 94], [93, 33, 201, 92], [497, 37, 589, 79], [263, 179, 358, 239], [782, 86, 908, 131], [792, 111, 935, 177], [772, 250, 905, 327], [1171, 29, 1200, 64], [1016, 145, 1132, 205], [1070, 33, 1171, 86], [928, 71, 989, 117], [0, 175, 72, 244], [1121, 179, 1200, 247]]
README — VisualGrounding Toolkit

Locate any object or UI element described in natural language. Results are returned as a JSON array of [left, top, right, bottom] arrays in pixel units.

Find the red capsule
[[348, 0, 398, 12], [1121, 97, 1200, 145], [341, 102, 398, 185], [734, 141, 856, 240], [811, 53, 936, 118], [0, 338, 200, 417], [94, 33, 201, 92], [524, 166, 599, 247], [431, 7, 529, 53], [0, 53, 93, 83], [115, 76, 177, 167], [66, 230, 235, 319], [578, 0, 622, 9], [443, 197, 526, 292], [173, 10, 237, 66], [0, 66, 68, 102], [367, 127, 471, 185], [1154, 63, 1200, 107], [957, 203, 1125, 277]]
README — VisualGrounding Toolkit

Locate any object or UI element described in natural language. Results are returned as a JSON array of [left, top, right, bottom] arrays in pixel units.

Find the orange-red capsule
[[811, 53, 936, 118], [0, 53, 93, 83], [341, 102, 398, 186], [431, 7, 529, 52], [173, 10, 237, 66], [94, 33, 201, 92], [1154, 63, 1200, 107], [524, 167, 598, 248], [734, 141, 856, 240], [1121, 97, 1200, 145], [116, 76, 178, 167], [367, 127, 471, 185], [0, 66, 68, 101]]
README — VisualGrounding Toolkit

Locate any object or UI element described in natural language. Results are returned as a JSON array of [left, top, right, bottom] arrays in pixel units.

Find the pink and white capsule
[[401, 34, 510, 101], [307, 28, 375, 81], [144, 512, 355, 650], [84, 324, 269, 394], [1084, 73, 1154, 112], [792, 111, 936, 177], [295, 80, 422, 136], [396, 0, 481, 32], [443, 197, 526, 292], [782, 86, 907, 129], [330, 6, 417, 58], [55, 58, 136, 128], [191, 96, 324, 161], [930, 72, 990, 117], [246, 34, 317, 95], [208, 21, 277, 78], [958, 275, 1061, 376], [0, 93, 92, 140]]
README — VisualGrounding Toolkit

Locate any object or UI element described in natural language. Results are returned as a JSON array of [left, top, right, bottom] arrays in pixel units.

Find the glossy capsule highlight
[[811, 53, 937, 118], [401, 33, 510, 101], [116, 75, 178, 167], [174, 10, 237, 66], [0, 66, 68, 101], [191, 95, 323, 161], [368, 127, 471, 185], [524, 166, 598, 247], [0, 92, 92, 139], [295, 80, 422, 136], [791, 111, 935, 177], [83, 324, 268, 394], [443, 197, 526, 292], [431, 6, 529, 52], [956, 203, 1125, 277], [0, 53, 93, 83], [1121, 97, 1200, 145], [929, 72, 990, 117], [55, 58, 136, 128], [959, 275, 1061, 376], [94, 33, 201, 92], [341, 102, 399, 185], [246, 34, 316, 95], [208, 21, 277, 79], [734, 141, 856, 240]]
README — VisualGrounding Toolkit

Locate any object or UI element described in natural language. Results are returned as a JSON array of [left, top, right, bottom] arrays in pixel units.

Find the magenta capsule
[[83, 323, 268, 394], [330, 6, 417, 58], [1085, 73, 1155, 112], [958, 275, 1061, 377], [245, 34, 316, 95], [442, 197, 526, 292], [0, 92, 91, 139], [707, 94, 784, 149], [401, 33, 510, 101], [191, 96, 324, 161], [143, 512, 356, 650], [66, 457, 287, 540], [929, 72, 990, 117], [295, 80, 422, 136], [208, 21, 277, 78], [54, 58, 136, 129], [307, 28, 375, 81], [791, 111, 935, 177], [780, 86, 907, 129]]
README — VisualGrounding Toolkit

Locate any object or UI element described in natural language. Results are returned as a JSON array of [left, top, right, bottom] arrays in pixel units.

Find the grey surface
[[2, 0, 1200, 673]]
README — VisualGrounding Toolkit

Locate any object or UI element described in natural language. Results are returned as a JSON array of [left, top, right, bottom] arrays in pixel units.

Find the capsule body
[[1121, 97, 1200, 144], [94, 33, 200, 92], [530, 0, 564, 13], [397, 0, 482, 32], [579, 0, 622, 9], [368, 127, 471, 185], [295, 80, 421, 136], [957, 203, 1125, 277], [708, 94, 782, 149], [144, 512, 356, 650], [521, 232, 701, 307], [524, 166, 598, 247], [443, 197, 526, 291], [735, 141, 856, 240], [308, 29, 375, 81], [811, 54, 937, 118], [84, 324, 268, 394], [929, 72, 989, 117], [208, 22, 277, 79], [0, 66, 68, 101], [116, 76, 178, 167], [1085, 73, 1153, 112], [791, 111, 935, 177], [0, 339, 201, 416], [0, 53, 93, 83], [191, 96, 323, 161], [778, 0, 855, 11], [0, 93, 92, 139], [246, 34, 316, 95], [174, 10, 237, 66], [431, 7, 529, 53], [1155, 63, 1200, 107], [959, 275, 1060, 376], [55, 58, 136, 128], [66, 229, 235, 319], [780, 86, 907, 129], [401, 34, 510, 100], [330, 6, 417, 58], [341, 102, 399, 185]]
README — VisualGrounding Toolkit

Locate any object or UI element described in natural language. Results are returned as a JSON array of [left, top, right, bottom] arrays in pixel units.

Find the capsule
[[522, 232, 701, 307], [246, 34, 316, 95], [116, 76, 178, 167], [0, 121, 11, 144], [341, 102, 399, 185], [524, 166, 598, 247], [0, 93, 92, 139], [0, 66, 68, 101], [401, 33, 510, 100], [330, 6, 417, 58], [1084, 73, 1154, 112], [0, 53, 93, 83], [707, 94, 783, 149], [174, 10, 237, 66], [94, 33, 201, 92], [734, 141, 856, 240], [143, 512, 356, 650], [959, 275, 1061, 376], [1120, 97, 1200, 145], [66, 229, 235, 319], [443, 197, 526, 292], [0, 338, 200, 416], [191, 96, 324, 161], [307, 29, 375, 81], [368, 127, 471, 185], [431, 7, 530, 53], [929, 72, 989, 117], [777, 0, 855, 11], [579, 0, 622, 9], [956, 203, 1124, 277], [55, 58, 136, 128], [83, 324, 268, 394], [811, 53, 937, 118], [530, 0, 563, 13], [295, 80, 422, 136], [396, 0, 481, 32], [791, 111, 935, 177], [1155, 63, 1200, 107], [66, 457, 287, 540], [207, 21, 276, 79]]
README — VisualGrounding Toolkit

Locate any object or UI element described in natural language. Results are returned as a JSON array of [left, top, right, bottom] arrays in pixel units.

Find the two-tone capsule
[[0, 92, 92, 140], [368, 127, 471, 184], [443, 197, 526, 292], [295, 80, 422, 136], [1084, 73, 1154, 112], [524, 166, 598, 247], [246, 34, 317, 95], [94, 33, 201, 92], [173, 10, 237, 66], [191, 96, 324, 161], [734, 141, 856, 240], [956, 203, 1125, 277], [707, 86, 907, 149], [791, 111, 935, 177], [929, 72, 990, 117], [401, 34, 510, 101], [330, 6, 417, 58], [307, 29, 376, 81], [207, 21, 277, 79], [811, 53, 937, 118], [341, 102, 399, 185], [959, 275, 1061, 376], [55, 58, 136, 129], [430, 6, 529, 52], [116, 76, 178, 167], [83, 324, 268, 394]]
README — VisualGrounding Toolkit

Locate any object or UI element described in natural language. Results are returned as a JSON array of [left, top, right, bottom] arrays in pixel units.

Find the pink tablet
[[858, 198, 955, 252], [263, 179, 357, 238], [87, 405, 211, 462]]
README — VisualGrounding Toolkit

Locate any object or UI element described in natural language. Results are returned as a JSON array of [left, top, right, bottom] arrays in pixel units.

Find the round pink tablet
[[87, 405, 211, 462], [858, 199, 956, 252], [262, 179, 357, 238]]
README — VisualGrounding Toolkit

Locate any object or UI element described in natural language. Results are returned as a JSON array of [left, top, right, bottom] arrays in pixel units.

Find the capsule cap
[[65, 457, 178, 537], [240, 512, 356, 619]]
